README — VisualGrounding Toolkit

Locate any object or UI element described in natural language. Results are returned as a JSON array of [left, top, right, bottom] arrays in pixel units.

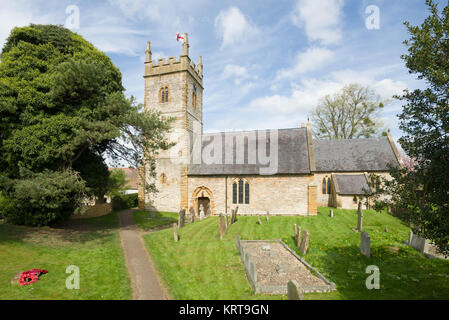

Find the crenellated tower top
[[143, 33, 203, 86]]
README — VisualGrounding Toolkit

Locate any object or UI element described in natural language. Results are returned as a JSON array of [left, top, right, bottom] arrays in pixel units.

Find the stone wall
[[72, 203, 113, 219], [188, 175, 311, 215]]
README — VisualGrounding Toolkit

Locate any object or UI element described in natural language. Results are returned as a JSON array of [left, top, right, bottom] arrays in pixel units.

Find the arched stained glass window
[[232, 182, 237, 204]]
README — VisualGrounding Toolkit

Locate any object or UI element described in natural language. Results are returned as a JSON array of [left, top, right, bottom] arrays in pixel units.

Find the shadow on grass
[[307, 244, 449, 300], [0, 212, 120, 246]]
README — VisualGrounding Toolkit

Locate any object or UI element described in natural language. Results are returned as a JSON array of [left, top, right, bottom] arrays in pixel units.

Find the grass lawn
[[133, 210, 178, 230], [142, 207, 449, 300], [0, 212, 131, 300]]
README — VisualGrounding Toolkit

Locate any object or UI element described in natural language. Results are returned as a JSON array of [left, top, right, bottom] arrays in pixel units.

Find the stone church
[[139, 35, 403, 216]]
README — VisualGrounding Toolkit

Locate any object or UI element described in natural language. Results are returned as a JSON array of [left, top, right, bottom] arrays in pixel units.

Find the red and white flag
[[176, 32, 185, 42]]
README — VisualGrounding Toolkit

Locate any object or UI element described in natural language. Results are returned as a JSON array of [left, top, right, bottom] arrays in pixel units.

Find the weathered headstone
[[189, 207, 195, 223], [299, 230, 309, 255], [360, 231, 370, 257], [178, 209, 186, 228], [173, 223, 179, 242], [206, 206, 211, 218], [257, 215, 262, 225], [408, 230, 413, 245], [224, 213, 228, 229], [219, 214, 226, 240], [266, 211, 270, 221], [235, 235, 241, 251], [199, 204, 205, 220], [287, 280, 304, 300], [385, 227, 389, 233], [296, 226, 302, 247], [231, 209, 236, 224], [329, 209, 334, 218], [357, 201, 363, 232]]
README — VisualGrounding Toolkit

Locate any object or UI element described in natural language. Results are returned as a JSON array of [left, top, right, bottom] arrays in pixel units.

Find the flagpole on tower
[[182, 33, 189, 56]]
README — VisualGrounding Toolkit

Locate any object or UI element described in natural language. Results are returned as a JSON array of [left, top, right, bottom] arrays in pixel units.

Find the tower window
[[160, 86, 169, 103], [193, 92, 197, 108], [160, 173, 167, 184]]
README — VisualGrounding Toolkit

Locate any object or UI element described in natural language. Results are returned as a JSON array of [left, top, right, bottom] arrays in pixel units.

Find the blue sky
[[0, 0, 437, 141]]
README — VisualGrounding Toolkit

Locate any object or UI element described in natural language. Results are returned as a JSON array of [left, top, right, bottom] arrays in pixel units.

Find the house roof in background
[[109, 167, 138, 189]]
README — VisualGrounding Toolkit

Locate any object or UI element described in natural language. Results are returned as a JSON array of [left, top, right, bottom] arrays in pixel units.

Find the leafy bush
[[3, 170, 86, 226], [112, 193, 138, 211]]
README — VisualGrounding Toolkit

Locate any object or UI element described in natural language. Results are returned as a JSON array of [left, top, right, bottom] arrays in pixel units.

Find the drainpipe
[[225, 175, 228, 215]]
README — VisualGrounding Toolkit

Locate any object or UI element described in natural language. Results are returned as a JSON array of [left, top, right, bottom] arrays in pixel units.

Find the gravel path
[[119, 209, 168, 300], [243, 241, 327, 288]]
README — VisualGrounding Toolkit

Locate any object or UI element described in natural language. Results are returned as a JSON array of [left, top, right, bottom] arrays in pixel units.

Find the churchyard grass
[[142, 207, 449, 300], [0, 212, 131, 299], [133, 211, 178, 230]]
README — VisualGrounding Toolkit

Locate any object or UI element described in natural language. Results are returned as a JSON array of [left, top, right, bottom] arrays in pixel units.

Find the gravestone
[[360, 232, 370, 257], [257, 215, 263, 225], [408, 230, 413, 245], [287, 280, 304, 300], [296, 226, 302, 247], [329, 209, 334, 218], [266, 211, 270, 221], [173, 223, 179, 242], [206, 206, 211, 218], [178, 209, 186, 228], [219, 214, 226, 240], [199, 204, 205, 220], [224, 213, 228, 229], [299, 230, 309, 255], [357, 202, 363, 232], [189, 207, 195, 223], [231, 209, 237, 224]]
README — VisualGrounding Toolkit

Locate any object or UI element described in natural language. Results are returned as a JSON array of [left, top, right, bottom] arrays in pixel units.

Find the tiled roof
[[188, 128, 311, 175], [314, 138, 400, 172], [334, 174, 371, 195]]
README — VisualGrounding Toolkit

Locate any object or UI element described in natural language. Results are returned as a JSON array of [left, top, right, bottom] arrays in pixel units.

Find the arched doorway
[[191, 186, 215, 216], [197, 197, 210, 215]]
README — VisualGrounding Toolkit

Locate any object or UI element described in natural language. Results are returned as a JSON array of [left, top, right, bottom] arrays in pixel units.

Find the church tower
[[142, 34, 203, 212]]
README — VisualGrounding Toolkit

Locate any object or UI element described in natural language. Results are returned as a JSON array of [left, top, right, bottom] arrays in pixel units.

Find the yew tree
[[0, 24, 171, 225]]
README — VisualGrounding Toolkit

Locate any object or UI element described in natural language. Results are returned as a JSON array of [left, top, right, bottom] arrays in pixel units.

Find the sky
[[0, 0, 438, 141]]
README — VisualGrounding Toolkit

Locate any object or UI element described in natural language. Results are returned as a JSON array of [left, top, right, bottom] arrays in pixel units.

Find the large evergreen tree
[[372, 0, 449, 256], [0, 24, 171, 225]]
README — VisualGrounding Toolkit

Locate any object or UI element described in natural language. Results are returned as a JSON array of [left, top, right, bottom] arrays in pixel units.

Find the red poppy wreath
[[18, 269, 48, 286]]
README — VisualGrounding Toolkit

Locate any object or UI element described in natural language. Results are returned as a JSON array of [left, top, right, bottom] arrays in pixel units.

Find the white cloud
[[108, 0, 162, 21], [291, 0, 344, 45], [0, 1, 58, 51], [276, 47, 334, 80], [214, 6, 260, 49], [222, 64, 258, 85], [249, 69, 407, 116]]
